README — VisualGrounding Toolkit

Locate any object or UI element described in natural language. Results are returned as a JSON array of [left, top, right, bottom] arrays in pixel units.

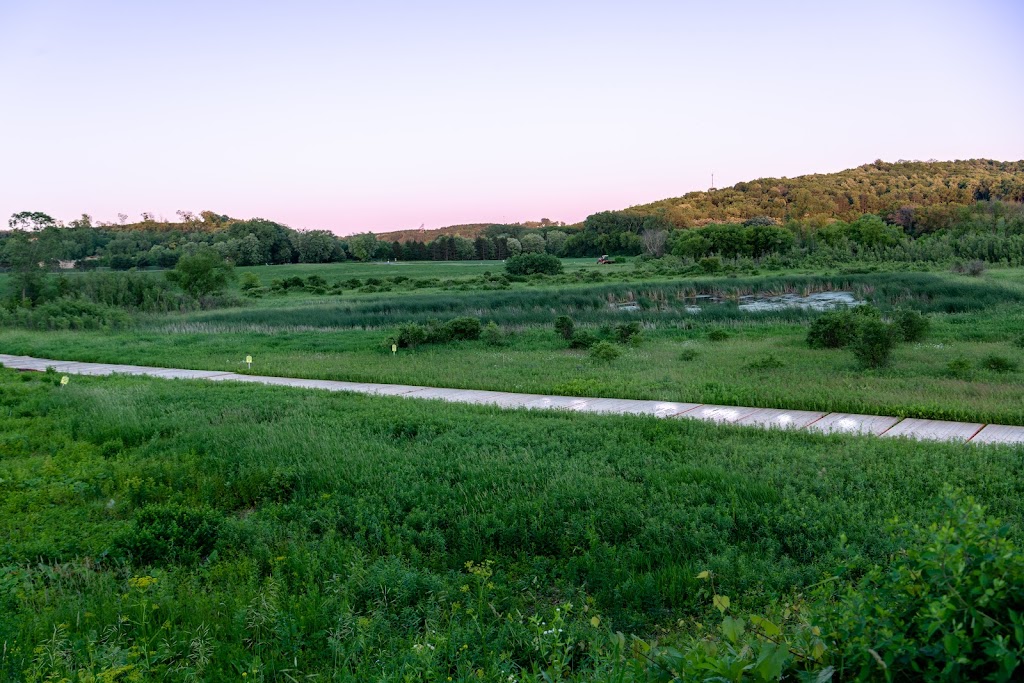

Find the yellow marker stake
[[391, 344, 397, 355], [60, 376, 69, 386], [245, 355, 252, 369]]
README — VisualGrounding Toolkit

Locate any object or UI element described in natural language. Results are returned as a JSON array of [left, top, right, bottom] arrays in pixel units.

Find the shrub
[[892, 308, 929, 342], [746, 354, 785, 370], [1013, 334, 1024, 349], [589, 341, 621, 362], [945, 356, 973, 378], [554, 315, 575, 340], [568, 330, 598, 349], [614, 322, 642, 345], [481, 321, 504, 347], [117, 504, 222, 565], [444, 317, 482, 341], [851, 318, 898, 368], [826, 493, 1024, 681], [504, 253, 563, 276], [966, 259, 986, 276], [981, 354, 1019, 373], [394, 322, 427, 348], [806, 305, 879, 349], [698, 256, 722, 274], [239, 272, 263, 296], [678, 348, 699, 361], [707, 328, 730, 342]]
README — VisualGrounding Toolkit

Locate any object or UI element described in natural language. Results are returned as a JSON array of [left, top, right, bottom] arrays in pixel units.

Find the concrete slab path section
[[2, 353, 1020, 447]]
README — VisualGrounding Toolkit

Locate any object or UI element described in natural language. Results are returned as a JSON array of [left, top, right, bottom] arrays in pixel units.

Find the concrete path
[[3, 353, 1023, 447]]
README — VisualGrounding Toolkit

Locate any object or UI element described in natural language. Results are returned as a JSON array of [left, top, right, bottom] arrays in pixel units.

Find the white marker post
[[60, 376, 69, 387], [391, 344, 397, 356], [245, 355, 252, 370]]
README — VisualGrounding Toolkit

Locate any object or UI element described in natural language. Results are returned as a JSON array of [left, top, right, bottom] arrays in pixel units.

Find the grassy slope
[[2, 369, 1022, 679]]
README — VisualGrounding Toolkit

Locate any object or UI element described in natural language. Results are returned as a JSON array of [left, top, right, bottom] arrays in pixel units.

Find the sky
[[1, 1, 1023, 235]]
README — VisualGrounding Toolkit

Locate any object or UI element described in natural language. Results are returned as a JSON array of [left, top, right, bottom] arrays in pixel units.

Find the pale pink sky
[[1, 0, 1022, 235]]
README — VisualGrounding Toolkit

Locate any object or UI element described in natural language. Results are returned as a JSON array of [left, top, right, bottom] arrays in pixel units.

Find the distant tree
[[8, 211, 58, 231], [348, 232, 378, 261], [641, 229, 668, 257], [506, 238, 522, 257], [165, 249, 235, 299], [292, 229, 339, 263], [520, 233, 546, 254], [544, 230, 568, 256]]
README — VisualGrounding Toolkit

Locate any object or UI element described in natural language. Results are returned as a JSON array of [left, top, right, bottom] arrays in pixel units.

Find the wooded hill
[[626, 159, 1024, 227]]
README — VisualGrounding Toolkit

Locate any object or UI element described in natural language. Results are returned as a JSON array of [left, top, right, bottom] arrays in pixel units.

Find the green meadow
[[2, 368, 1023, 681]]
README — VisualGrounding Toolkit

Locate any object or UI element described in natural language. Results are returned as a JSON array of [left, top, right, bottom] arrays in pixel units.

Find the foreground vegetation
[[1, 368, 1022, 681]]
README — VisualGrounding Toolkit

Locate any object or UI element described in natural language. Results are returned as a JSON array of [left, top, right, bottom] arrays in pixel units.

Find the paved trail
[[3, 353, 1023, 446]]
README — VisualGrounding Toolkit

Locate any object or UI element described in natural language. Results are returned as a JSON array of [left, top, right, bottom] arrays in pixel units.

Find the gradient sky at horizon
[[2, 1, 1023, 235]]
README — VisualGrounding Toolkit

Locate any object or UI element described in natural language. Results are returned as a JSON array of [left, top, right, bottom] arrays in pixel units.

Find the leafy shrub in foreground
[[391, 316, 482, 348], [504, 252, 563, 276], [117, 504, 222, 565]]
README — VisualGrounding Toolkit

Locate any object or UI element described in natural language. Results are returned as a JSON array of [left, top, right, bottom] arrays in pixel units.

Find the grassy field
[[2, 266, 1022, 424], [2, 368, 1022, 681]]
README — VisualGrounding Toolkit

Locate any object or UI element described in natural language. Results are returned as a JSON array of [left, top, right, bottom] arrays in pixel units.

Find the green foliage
[[116, 504, 222, 565], [568, 329, 599, 349], [614, 321, 642, 345], [807, 307, 871, 349], [589, 340, 621, 362], [981, 354, 1019, 373], [165, 249, 235, 299], [826, 492, 1024, 681], [892, 308, 930, 342], [391, 316, 482, 348], [481, 321, 505, 346], [554, 314, 575, 340], [746, 353, 786, 370], [851, 318, 899, 368], [504, 252, 564, 276], [945, 356, 973, 379], [707, 328, 730, 342], [239, 272, 263, 297], [678, 347, 700, 361]]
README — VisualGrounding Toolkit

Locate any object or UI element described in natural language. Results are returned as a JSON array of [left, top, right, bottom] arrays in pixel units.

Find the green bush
[[444, 316, 482, 341], [806, 305, 879, 349], [678, 348, 699, 361], [1013, 334, 1024, 349], [746, 353, 785, 370], [554, 315, 575, 340], [946, 356, 973, 378], [117, 504, 222, 566], [707, 328, 730, 342], [504, 253, 563, 276], [893, 308, 930, 342], [239, 272, 263, 297], [589, 341, 621, 362], [614, 321, 642, 345], [851, 318, 898, 368], [481, 321, 504, 347], [981, 354, 1019, 373], [568, 329, 599, 349]]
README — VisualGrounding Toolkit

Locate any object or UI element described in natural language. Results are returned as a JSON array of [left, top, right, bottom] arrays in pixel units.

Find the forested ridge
[[629, 158, 1024, 226]]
